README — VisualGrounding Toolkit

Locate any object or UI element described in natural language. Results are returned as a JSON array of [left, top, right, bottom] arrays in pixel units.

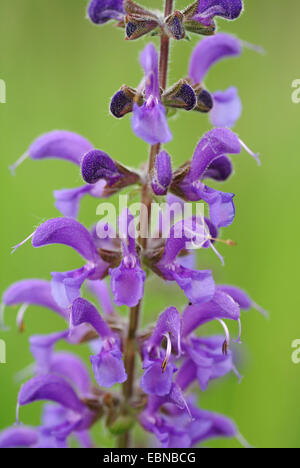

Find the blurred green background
[[0, 0, 299, 448]]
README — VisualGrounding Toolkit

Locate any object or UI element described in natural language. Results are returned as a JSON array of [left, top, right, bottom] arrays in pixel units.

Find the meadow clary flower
[[189, 33, 242, 127], [178, 335, 241, 391], [30, 218, 109, 308], [1, 279, 67, 330], [110, 210, 146, 307], [10, 130, 105, 219], [17, 374, 96, 441], [131, 43, 172, 145], [70, 297, 127, 387], [11, 131, 140, 219], [140, 395, 237, 448], [0, 427, 39, 449], [141, 307, 181, 397], [151, 150, 173, 196], [187, 0, 243, 27], [171, 127, 259, 228], [154, 217, 216, 304], [87, 0, 125, 25]]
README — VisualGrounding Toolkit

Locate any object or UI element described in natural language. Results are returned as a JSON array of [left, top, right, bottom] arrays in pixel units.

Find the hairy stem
[[118, 0, 173, 448]]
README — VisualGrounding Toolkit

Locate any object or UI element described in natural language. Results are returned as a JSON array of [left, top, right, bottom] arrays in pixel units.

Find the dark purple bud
[[87, 0, 125, 25], [178, 83, 197, 111], [163, 80, 196, 111], [110, 90, 133, 118], [110, 86, 142, 118], [125, 15, 159, 40], [165, 11, 185, 40], [194, 88, 214, 113], [81, 150, 122, 186], [151, 151, 173, 196]]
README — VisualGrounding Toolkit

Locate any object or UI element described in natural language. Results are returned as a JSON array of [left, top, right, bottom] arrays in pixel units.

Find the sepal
[[165, 11, 185, 40], [162, 80, 197, 111]]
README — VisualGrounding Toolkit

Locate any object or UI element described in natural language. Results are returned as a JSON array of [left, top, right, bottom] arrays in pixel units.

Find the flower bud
[[110, 85, 141, 118], [163, 80, 196, 111], [81, 150, 122, 185], [194, 88, 214, 113], [165, 11, 185, 40], [151, 150, 172, 196], [125, 15, 159, 40]]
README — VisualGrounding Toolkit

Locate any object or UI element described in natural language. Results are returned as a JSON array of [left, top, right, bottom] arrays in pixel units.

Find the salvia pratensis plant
[[1, 0, 266, 449]]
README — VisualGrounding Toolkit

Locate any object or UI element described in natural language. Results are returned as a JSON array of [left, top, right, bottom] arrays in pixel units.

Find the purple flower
[[81, 149, 140, 191], [0, 427, 38, 449], [81, 150, 122, 185], [211, 86, 242, 127], [139, 288, 241, 402], [141, 395, 237, 448], [10, 130, 94, 174], [86, 279, 115, 315], [217, 284, 268, 317], [1, 279, 68, 330], [10, 130, 101, 219], [178, 335, 241, 391], [110, 210, 146, 307], [189, 33, 242, 127], [71, 297, 127, 387], [182, 288, 240, 337], [141, 307, 181, 396], [54, 180, 106, 219], [192, 0, 243, 26], [154, 216, 215, 304], [11, 131, 138, 219], [151, 150, 173, 196], [87, 0, 125, 25], [29, 332, 93, 396], [171, 128, 241, 228], [18, 374, 95, 440], [131, 44, 172, 145], [31, 218, 109, 308]]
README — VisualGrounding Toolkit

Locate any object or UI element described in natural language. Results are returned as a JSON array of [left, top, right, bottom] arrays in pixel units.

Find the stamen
[[161, 333, 172, 373], [180, 391, 194, 421], [232, 364, 243, 384], [253, 301, 269, 319], [9, 153, 29, 175], [217, 319, 230, 355], [11, 231, 35, 254], [16, 304, 29, 333], [210, 237, 236, 246], [209, 241, 225, 266], [0, 303, 9, 331], [240, 39, 265, 55], [233, 318, 242, 344], [236, 431, 253, 449], [14, 363, 36, 384], [16, 402, 20, 425], [239, 138, 261, 166]]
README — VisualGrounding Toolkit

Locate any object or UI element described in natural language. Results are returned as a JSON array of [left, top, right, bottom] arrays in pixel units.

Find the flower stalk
[[120, 1, 174, 447]]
